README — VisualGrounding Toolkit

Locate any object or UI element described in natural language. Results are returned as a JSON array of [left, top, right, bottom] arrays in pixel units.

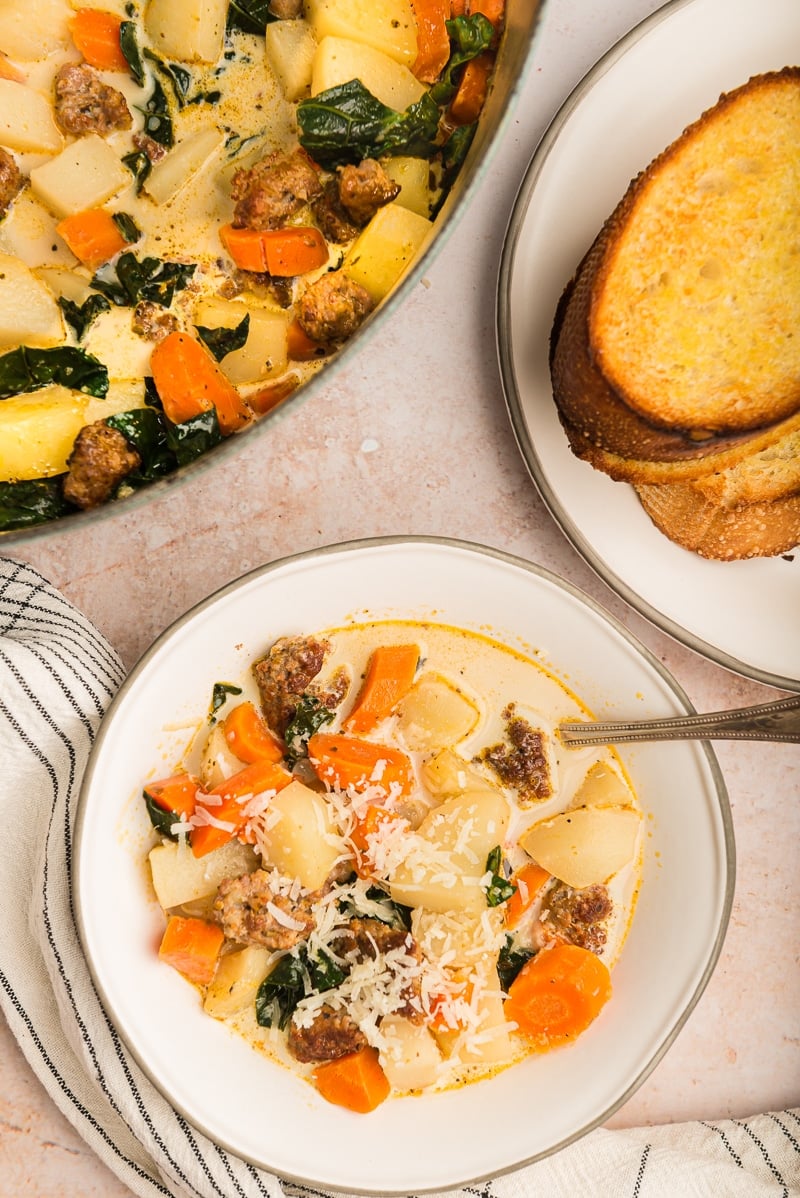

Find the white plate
[[74, 537, 733, 1193], [497, 0, 800, 690]]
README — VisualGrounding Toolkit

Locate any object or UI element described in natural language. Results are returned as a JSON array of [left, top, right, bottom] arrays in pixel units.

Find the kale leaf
[[496, 938, 536, 992], [483, 846, 516, 908], [0, 346, 108, 399], [143, 792, 181, 841], [0, 477, 72, 532], [227, 0, 277, 36], [297, 80, 440, 168], [144, 48, 192, 108], [119, 19, 146, 86], [121, 149, 152, 194], [283, 694, 335, 764], [195, 313, 250, 361], [105, 406, 223, 486], [165, 408, 222, 466], [58, 294, 111, 341], [255, 946, 346, 1030], [112, 211, 142, 244], [209, 680, 243, 723], [91, 252, 196, 308], [430, 14, 495, 107], [136, 75, 173, 148]]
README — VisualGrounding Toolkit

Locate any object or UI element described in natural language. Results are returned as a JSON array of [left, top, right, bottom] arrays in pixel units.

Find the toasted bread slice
[[635, 484, 800, 561], [591, 69, 800, 435]]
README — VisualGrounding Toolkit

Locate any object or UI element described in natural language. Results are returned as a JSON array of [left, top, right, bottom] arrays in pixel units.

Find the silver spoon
[[558, 695, 800, 747]]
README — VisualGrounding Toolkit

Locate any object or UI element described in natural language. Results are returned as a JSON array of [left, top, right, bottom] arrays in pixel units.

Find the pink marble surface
[[2, 1, 798, 1194]]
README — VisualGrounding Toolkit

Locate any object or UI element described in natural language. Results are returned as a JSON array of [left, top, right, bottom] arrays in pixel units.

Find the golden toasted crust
[[635, 484, 800, 561]]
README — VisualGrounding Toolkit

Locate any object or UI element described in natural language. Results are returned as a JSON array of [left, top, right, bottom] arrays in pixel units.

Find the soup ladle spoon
[[558, 694, 800, 747]]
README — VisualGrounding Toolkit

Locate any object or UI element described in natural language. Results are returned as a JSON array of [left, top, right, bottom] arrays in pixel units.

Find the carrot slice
[[410, 0, 451, 82], [308, 733, 414, 797], [190, 759, 292, 857], [144, 773, 200, 820], [222, 701, 284, 764], [287, 318, 329, 361], [504, 942, 612, 1051], [150, 331, 251, 435], [448, 52, 494, 125], [219, 224, 329, 277], [69, 8, 129, 72], [503, 862, 551, 930], [344, 643, 420, 735], [468, 0, 504, 27], [313, 1047, 391, 1113], [56, 207, 131, 270], [158, 915, 224, 986], [349, 803, 404, 876], [246, 373, 301, 415], [0, 52, 25, 83]]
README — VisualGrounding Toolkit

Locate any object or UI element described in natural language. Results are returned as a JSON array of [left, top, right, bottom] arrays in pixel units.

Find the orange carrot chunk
[[308, 733, 414, 797], [219, 224, 329, 277], [56, 207, 131, 270], [503, 861, 551, 930], [69, 8, 129, 72], [0, 52, 25, 83], [158, 915, 225, 986], [410, 0, 451, 82], [469, 0, 505, 27], [349, 803, 404, 876], [504, 942, 612, 1051], [222, 701, 284, 764], [246, 373, 301, 415], [150, 331, 251, 435], [344, 643, 420, 735], [313, 1047, 391, 1113], [190, 759, 293, 857], [286, 318, 329, 361], [449, 52, 494, 125], [144, 773, 200, 820]]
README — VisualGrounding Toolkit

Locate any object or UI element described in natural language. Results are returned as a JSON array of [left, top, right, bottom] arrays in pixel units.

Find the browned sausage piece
[[62, 421, 141, 510], [288, 1005, 368, 1063], [230, 150, 322, 232], [268, 0, 303, 16], [539, 882, 613, 955], [252, 635, 330, 737], [132, 130, 168, 163], [132, 300, 178, 343], [337, 159, 400, 226], [480, 703, 553, 803], [213, 869, 316, 950], [296, 271, 374, 345], [53, 62, 132, 135], [0, 148, 23, 218], [312, 180, 360, 245]]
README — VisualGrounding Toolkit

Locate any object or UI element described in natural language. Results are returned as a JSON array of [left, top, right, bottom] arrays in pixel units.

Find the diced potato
[[86, 378, 147, 423], [520, 805, 642, 890], [389, 788, 510, 914], [82, 306, 154, 381], [144, 129, 224, 206], [422, 749, 491, 797], [144, 0, 228, 63], [343, 202, 432, 303], [197, 722, 244, 790], [148, 839, 258, 910], [0, 386, 87, 482], [193, 296, 289, 385], [459, 965, 516, 1067], [0, 0, 71, 60], [0, 80, 62, 153], [203, 945, 273, 1018], [265, 19, 317, 101], [395, 671, 479, 753], [378, 1017, 442, 1091], [305, 0, 417, 66], [312, 36, 424, 111], [36, 267, 93, 305], [569, 760, 633, 810], [0, 253, 64, 349], [411, 907, 504, 969], [30, 135, 131, 218], [259, 779, 346, 891], [384, 157, 436, 218]]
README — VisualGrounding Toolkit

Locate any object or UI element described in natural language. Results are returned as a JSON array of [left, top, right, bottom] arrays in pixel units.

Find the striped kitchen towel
[[0, 557, 797, 1198]]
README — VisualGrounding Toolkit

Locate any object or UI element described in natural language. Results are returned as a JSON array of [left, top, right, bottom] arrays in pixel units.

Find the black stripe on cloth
[[0, 968, 171, 1195], [246, 1160, 278, 1197], [700, 1122, 744, 1168], [733, 1119, 788, 1196], [632, 1143, 651, 1196], [175, 1112, 242, 1198], [766, 1112, 800, 1154], [1, 671, 206, 1198]]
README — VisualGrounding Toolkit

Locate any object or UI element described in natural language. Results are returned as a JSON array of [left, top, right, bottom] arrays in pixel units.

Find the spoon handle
[[558, 695, 800, 747]]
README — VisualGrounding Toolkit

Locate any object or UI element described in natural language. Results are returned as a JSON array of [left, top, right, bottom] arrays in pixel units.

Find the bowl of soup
[[73, 537, 733, 1192], [0, 0, 544, 539]]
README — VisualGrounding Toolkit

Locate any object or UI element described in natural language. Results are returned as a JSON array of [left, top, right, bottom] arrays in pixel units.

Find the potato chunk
[[311, 36, 424, 111], [569, 761, 633, 810], [204, 945, 273, 1018], [0, 80, 62, 153], [144, 0, 228, 63], [379, 1017, 442, 1091], [0, 386, 87, 482], [265, 19, 317, 101], [144, 129, 224, 205], [0, 254, 64, 349], [83, 307, 155, 382], [30, 135, 131, 218], [0, 0, 71, 60], [0, 192, 76, 269], [343, 202, 432, 303], [520, 805, 642, 890], [305, 0, 417, 66], [148, 839, 259, 910], [193, 296, 289, 385], [384, 157, 437, 218], [258, 779, 346, 891], [421, 749, 490, 797], [395, 672, 479, 753]]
